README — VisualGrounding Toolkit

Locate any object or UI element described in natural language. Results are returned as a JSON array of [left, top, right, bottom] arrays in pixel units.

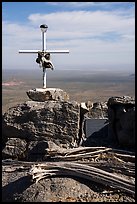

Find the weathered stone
[[87, 101, 108, 119], [26, 88, 69, 102], [78, 103, 89, 145], [2, 168, 98, 202], [2, 100, 80, 148], [118, 107, 135, 148], [2, 138, 27, 160], [2, 164, 135, 202], [117, 129, 135, 149], [107, 96, 135, 106], [107, 96, 135, 150], [26, 140, 69, 162], [115, 105, 127, 120], [26, 140, 48, 161]]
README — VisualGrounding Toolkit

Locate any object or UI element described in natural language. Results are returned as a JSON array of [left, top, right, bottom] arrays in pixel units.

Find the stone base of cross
[[26, 87, 70, 102], [19, 24, 69, 89]]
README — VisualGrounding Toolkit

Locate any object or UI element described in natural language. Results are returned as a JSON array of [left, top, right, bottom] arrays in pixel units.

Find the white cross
[[19, 24, 69, 88]]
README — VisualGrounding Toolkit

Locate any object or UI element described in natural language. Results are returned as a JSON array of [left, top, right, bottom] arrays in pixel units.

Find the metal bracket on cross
[[19, 24, 69, 88]]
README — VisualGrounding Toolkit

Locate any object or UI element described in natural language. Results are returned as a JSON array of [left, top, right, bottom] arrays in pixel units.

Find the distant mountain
[[129, 73, 135, 77]]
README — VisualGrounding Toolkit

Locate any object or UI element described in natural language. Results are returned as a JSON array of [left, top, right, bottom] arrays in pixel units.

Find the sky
[[2, 2, 135, 72]]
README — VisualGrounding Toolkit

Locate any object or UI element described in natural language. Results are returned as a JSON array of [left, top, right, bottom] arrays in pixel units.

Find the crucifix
[[19, 24, 69, 88]]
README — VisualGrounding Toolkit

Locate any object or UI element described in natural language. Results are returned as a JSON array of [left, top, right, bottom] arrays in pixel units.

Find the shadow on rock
[[2, 176, 33, 202], [82, 124, 119, 148]]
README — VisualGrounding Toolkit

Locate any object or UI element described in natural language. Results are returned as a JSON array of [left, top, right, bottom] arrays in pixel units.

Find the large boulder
[[1, 167, 101, 202], [2, 100, 80, 149], [82, 96, 135, 150], [2, 162, 135, 202], [107, 96, 135, 150]]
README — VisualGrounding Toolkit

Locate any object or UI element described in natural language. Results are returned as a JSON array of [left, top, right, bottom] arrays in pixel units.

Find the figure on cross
[[19, 24, 69, 88], [36, 51, 54, 70]]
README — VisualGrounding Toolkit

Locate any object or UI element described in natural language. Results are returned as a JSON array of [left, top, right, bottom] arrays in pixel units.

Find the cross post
[[19, 24, 69, 88]]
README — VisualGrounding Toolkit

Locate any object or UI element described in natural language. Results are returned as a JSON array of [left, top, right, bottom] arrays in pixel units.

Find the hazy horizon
[[2, 66, 135, 114], [2, 65, 135, 76]]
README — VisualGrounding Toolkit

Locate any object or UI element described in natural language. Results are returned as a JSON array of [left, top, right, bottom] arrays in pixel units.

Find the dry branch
[[2, 146, 135, 197], [29, 161, 135, 196]]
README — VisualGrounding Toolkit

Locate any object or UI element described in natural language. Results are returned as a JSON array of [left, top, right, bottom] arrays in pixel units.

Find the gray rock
[[2, 138, 27, 160], [78, 103, 89, 145], [118, 107, 135, 148], [2, 139, 67, 161], [26, 140, 48, 161], [1, 165, 100, 202], [16, 177, 95, 202], [87, 101, 108, 119], [119, 107, 135, 130], [107, 96, 135, 150], [107, 96, 135, 106], [2, 164, 134, 202], [2, 100, 80, 148], [26, 88, 69, 102]]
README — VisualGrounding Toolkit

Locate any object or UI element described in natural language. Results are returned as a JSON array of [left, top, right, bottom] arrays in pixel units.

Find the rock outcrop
[[2, 87, 90, 161], [107, 96, 135, 150], [82, 96, 135, 150], [2, 94, 135, 202], [2, 169, 97, 202], [2, 100, 80, 152]]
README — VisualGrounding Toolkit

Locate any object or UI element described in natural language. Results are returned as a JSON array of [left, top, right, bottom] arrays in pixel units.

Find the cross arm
[[19, 50, 69, 54]]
